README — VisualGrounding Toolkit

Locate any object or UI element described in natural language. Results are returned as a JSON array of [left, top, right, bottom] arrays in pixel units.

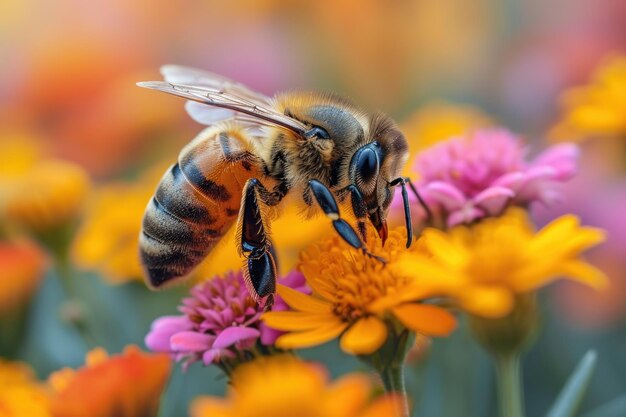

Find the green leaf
[[579, 395, 626, 417], [546, 350, 597, 417]]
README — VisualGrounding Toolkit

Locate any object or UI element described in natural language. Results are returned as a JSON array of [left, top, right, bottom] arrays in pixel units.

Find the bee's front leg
[[344, 184, 368, 242], [238, 178, 279, 310], [308, 180, 384, 263]]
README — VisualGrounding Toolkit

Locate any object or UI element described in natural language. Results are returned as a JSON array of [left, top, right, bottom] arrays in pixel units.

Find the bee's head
[[348, 114, 408, 242]]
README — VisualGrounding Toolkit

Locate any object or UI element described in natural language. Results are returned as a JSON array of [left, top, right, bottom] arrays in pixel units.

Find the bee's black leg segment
[[247, 250, 276, 310], [239, 178, 278, 309], [405, 177, 433, 223], [345, 184, 368, 241], [390, 177, 413, 248], [308, 180, 384, 263]]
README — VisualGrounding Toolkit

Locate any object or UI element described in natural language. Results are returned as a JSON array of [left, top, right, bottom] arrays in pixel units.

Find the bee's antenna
[[389, 177, 413, 248], [405, 178, 433, 225]]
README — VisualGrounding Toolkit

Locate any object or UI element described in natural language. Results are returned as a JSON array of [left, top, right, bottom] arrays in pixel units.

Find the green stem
[[495, 354, 525, 417], [380, 364, 410, 417], [47, 234, 98, 348]]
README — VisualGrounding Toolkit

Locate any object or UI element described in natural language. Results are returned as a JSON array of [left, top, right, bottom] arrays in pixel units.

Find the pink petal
[[170, 331, 215, 352], [145, 331, 174, 353], [149, 315, 193, 332], [515, 167, 558, 201], [202, 348, 236, 365], [424, 182, 467, 211], [473, 186, 515, 215], [491, 172, 526, 192], [259, 322, 282, 346], [532, 143, 579, 181], [145, 316, 193, 352], [213, 326, 260, 349], [447, 206, 485, 227], [524, 165, 557, 182]]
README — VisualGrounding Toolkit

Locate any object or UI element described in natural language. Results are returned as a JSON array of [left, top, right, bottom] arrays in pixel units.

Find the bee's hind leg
[[308, 180, 384, 263], [238, 178, 279, 310]]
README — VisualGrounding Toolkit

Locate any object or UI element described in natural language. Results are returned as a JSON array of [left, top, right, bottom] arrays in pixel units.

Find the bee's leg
[[344, 184, 368, 242], [308, 180, 384, 263], [238, 178, 279, 310]]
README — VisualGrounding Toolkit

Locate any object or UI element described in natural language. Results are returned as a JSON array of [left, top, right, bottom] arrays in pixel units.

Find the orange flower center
[[299, 227, 413, 322]]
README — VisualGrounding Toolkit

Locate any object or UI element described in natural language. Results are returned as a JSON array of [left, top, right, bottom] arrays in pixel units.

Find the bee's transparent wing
[[138, 67, 307, 136], [161, 65, 270, 104]]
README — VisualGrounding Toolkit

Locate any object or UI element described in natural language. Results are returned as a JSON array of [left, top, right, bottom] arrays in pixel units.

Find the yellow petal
[[459, 286, 514, 318], [560, 260, 608, 289], [422, 228, 467, 266], [339, 316, 388, 355], [276, 284, 332, 314], [392, 303, 456, 336], [275, 321, 348, 350], [262, 311, 336, 331], [393, 257, 465, 288]]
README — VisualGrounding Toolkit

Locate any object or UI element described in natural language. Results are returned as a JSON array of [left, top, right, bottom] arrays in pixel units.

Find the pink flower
[[394, 129, 579, 227], [145, 270, 307, 370], [259, 270, 309, 345]]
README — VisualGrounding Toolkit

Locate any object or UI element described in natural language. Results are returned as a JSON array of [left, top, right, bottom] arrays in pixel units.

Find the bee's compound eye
[[304, 126, 331, 140], [356, 148, 379, 184]]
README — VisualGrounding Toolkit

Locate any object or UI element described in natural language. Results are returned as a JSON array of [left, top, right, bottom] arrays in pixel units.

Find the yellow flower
[[0, 133, 89, 232], [551, 55, 626, 141], [394, 208, 608, 319], [0, 359, 51, 417], [190, 355, 403, 417], [263, 228, 456, 355], [71, 171, 162, 284], [48, 345, 171, 417], [72, 163, 331, 284]]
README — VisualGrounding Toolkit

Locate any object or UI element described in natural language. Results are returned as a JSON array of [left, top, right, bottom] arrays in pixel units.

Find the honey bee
[[138, 65, 418, 308]]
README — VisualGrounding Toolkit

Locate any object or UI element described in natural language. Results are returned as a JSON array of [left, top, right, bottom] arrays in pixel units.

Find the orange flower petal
[[189, 397, 232, 417], [262, 311, 339, 331], [276, 284, 332, 314], [392, 303, 456, 336], [325, 374, 371, 416], [339, 316, 388, 355], [367, 285, 437, 313], [275, 321, 348, 350], [359, 394, 405, 417]]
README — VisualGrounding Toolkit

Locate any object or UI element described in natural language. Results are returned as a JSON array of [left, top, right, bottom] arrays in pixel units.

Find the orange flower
[[263, 228, 456, 355], [0, 359, 51, 417], [48, 346, 171, 417], [190, 355, 403, 417], [0, 239, 46, 316]]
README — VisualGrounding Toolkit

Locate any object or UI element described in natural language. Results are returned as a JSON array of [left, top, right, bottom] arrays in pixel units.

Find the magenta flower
[[145, 270, 307, 370], [394, 129, 579, 227]]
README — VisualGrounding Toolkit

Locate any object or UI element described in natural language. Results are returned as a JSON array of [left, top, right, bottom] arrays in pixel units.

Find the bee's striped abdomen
[[140, 128, 260, 288]]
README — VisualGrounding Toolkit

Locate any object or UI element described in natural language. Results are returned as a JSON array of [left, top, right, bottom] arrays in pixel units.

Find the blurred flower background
[[1, 0, 625, 416]]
